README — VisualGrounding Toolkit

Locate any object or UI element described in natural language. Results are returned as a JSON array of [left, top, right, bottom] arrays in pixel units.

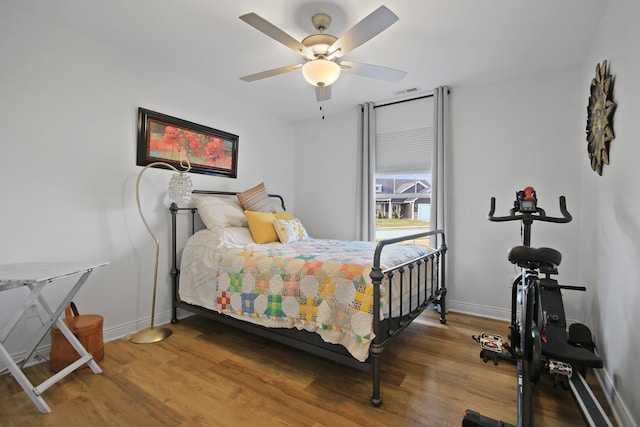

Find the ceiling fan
[[239, 5, 407, 102]]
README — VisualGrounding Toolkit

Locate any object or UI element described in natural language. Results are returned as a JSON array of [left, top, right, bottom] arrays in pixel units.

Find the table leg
[[21, 271, 93, 365], [0, 342, 51, 413], [0, 282, 47, 343]]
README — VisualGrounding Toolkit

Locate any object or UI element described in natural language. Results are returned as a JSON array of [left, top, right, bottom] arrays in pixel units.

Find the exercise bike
[[463, 187, 612, 427]]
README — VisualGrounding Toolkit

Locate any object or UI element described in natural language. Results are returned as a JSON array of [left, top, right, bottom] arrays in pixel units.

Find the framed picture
[[137, 108, 238, 178]]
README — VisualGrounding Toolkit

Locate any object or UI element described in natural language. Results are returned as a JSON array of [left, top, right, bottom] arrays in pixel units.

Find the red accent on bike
[[541, 328, 548, 343], [523, 186, 536, 201]]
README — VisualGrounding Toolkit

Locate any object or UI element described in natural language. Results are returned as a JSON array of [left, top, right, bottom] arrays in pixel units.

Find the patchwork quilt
[[179, 231, 429, 361]]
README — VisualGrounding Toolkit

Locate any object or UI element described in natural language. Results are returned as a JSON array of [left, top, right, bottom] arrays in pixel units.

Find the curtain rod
[[373, 89, 450, 109], [374, 93, 432, 109]]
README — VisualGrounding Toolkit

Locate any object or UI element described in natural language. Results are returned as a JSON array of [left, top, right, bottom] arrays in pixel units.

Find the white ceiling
[[2, 0, 608, 122]]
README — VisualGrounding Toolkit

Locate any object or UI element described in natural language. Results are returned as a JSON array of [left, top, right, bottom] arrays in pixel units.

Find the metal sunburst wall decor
[[586, 60, 616, 176]]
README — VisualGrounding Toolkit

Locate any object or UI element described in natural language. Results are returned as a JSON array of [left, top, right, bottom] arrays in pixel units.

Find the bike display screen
[[519, 199, 536, 212]]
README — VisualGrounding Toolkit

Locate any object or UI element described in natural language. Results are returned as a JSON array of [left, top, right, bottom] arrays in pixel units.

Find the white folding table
[[0, 261, 109, 413]]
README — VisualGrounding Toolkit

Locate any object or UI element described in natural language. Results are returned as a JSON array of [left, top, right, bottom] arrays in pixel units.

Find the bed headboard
[[169, 189, 286, 323], [169, 189, 286, 241]]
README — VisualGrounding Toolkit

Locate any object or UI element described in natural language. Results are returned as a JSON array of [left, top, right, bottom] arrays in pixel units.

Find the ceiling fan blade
[[329, 6, 399, 56], [240, 13, 312, 57], [315, 85, 331, 102], [240, 64, 302, 82], [340, 61, 406, 82]]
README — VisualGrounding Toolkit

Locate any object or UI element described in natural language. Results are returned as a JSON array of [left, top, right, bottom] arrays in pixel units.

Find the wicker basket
[[50, 302, 104, 372]]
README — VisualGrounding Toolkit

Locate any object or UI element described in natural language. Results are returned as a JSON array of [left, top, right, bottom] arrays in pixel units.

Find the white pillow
[[273, 218, 310, 243], [193, 196, 248, 229]]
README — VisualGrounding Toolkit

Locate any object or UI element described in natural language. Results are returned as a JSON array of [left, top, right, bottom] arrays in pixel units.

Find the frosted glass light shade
[[168, 173, 192, 205], [302, 59, 340, 87]]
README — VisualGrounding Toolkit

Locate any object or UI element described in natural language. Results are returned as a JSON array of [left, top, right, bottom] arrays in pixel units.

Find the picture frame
[[137, 108, 238, 178]]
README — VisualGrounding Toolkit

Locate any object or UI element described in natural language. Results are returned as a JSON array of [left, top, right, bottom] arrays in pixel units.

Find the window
[[374, 97, 433, 241]]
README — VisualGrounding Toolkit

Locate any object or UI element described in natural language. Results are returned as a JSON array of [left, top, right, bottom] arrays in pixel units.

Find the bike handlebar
[[488, 196, 572, 223]]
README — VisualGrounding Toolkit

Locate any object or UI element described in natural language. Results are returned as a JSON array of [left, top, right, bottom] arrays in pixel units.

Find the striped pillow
[[237, 182, 275, 212]]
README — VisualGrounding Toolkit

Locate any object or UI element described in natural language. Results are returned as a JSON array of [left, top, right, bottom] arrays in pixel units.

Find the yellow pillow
[[245, 211, 294, 243]]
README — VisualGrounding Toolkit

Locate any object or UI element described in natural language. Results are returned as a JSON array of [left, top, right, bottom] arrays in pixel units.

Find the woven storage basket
[[50, 302, 104, 372]]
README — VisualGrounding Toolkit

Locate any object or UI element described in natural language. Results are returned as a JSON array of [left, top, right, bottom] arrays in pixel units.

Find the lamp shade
[[301, 59, 341, 87], [168, 172, 192, 204]]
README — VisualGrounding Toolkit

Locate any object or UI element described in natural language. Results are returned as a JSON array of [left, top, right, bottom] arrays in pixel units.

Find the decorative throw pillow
[[237, 182, 275, 212], [273, 218, 310, 244], [244, 211, 293, 243]]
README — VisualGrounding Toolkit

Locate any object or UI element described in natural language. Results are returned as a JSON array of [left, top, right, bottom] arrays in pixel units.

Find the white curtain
[[430, 86, 450, 245], [356, 102, 376, 241]]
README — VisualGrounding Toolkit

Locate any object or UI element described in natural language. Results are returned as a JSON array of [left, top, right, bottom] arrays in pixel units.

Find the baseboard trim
[[447, 299, 511, 321], [0, 308, 189, 372], [594, 367, 635, 427]]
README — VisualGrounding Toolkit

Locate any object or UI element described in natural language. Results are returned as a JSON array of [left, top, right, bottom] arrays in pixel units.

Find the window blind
[[375, 126, 433, 174]]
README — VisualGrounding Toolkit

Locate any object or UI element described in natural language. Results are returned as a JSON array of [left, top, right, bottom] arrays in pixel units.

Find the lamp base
[[130, 326, 172, 344]]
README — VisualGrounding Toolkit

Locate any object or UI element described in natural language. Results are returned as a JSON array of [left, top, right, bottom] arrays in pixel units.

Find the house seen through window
[[375, 173, 431, 242]]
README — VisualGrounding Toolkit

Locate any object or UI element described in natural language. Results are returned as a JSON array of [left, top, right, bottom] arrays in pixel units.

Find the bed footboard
[[369, 230, 447, 406]]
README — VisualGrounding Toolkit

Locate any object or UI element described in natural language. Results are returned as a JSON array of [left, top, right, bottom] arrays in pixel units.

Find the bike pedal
[[478, 332, 504, 353], [549, 359, 573, 377]]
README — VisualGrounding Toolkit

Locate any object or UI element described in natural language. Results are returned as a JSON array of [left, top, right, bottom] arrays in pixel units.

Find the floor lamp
[[130, 160, 192, 344]]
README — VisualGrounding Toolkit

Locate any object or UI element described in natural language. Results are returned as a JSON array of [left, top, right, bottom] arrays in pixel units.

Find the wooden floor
[[0, 311, 616, 426]]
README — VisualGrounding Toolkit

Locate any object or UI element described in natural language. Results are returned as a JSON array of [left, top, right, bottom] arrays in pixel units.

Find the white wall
[[449, 66, 584, 319], [0, 6, 294, 352], [293, 107, 359, 239], [578, 2, 640, 425]]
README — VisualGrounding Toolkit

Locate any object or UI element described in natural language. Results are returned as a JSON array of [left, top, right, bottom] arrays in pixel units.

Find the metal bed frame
[[169, 190, 447, 406]]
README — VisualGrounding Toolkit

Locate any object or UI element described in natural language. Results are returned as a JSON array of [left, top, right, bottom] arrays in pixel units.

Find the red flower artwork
[[138, 108, 238, 178], [149, 122, 233, 171]]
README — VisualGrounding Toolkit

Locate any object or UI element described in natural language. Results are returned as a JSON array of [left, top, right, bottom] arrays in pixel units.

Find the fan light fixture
[[239, 6, 406, 101], [301, 59, 340, 87]]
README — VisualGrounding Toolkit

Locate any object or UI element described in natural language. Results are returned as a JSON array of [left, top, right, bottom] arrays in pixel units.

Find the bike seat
[[508, 246, 561, 274], [542, 325, 603, 369]]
